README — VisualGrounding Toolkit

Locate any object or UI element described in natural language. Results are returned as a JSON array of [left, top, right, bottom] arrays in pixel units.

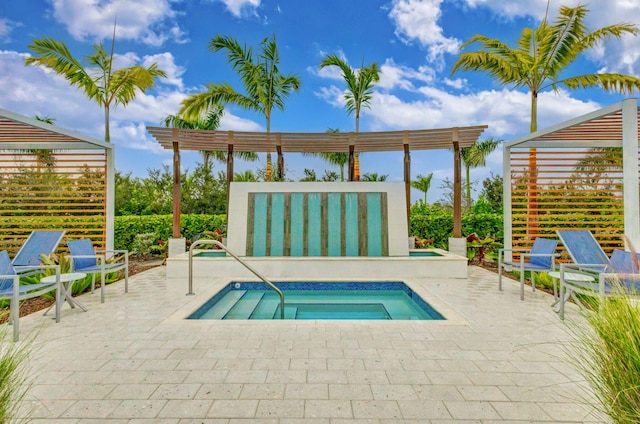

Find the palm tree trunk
[[528, 91, 538, 235], [104, 107, 110, 143], [465, 164, 471, 210]]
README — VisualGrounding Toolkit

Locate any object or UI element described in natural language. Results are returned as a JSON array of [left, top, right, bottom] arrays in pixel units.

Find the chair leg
[[124, 256, 129, 294], [101, 268, 105, 304], [531, 272, 536, 293], [498, 257, 503, 291], [91, 273, 96, 294], [11, 297, 19, 342], [520, 268, 525, 301]]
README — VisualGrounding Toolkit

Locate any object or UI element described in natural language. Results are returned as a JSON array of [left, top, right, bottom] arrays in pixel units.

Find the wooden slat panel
[[509, 147, 630, 260]]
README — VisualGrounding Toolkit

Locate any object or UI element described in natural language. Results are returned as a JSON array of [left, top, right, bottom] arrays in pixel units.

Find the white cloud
[[314, 85, 346, 108], [364, 85, 600, 139], [50, 0, 186, 46], [388, 0, 461, 63], [378, 58, 435, 91], [0, 18, 18, 42], [216, 0, 261, 18], [2, 49, 260, 155]]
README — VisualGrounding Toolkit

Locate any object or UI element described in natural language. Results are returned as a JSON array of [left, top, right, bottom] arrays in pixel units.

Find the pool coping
[[164, 276, 469, 326]]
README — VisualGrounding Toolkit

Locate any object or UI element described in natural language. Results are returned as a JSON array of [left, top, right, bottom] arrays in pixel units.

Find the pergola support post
[[276, 134, 284, 180], [169, 138, 186, 257], [226, 140, 234, 220], [403, 134, 411, 238], [449, 129, 466, 256], [622, 98, 640, 249], [348, 133, 355, 181]]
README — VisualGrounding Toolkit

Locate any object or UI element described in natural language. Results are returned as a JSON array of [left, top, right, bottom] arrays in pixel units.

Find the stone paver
[[10, 265, 600, 422]]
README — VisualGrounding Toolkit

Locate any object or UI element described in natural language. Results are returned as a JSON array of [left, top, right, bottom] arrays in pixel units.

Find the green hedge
[[115, 210, 503, 252], [114, 214, 226, 251], [410, 208, 503, 249]]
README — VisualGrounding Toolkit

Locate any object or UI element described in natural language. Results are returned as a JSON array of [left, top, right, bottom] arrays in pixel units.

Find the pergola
[[147, 125, 488, 239], [0, 108, 115, 253], [503, 97, 640, 258]]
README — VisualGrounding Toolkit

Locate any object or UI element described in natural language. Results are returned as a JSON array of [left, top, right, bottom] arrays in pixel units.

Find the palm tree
[[233, 170, 258, 182], [179, 34, 300, 181], [411, 173, 433, 204], [360, 173, 388, 182], [452, 4, 640, 227], [460, 139, 501, 209], [319, 55, 380, 181], [452, 4, 640, 133], [163, 112, 258, 170], [26, 115, 57, 170], [25, 32, 166, 143]]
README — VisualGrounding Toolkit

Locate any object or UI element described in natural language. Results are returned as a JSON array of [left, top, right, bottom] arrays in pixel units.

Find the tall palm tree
[[460, 139, 501, 209], [411, 173, 433, 204], [179, 34, 300, 181], [452, 4, 640, 133], [452, 4, 640, 227], [319, 55, 380, 181], [25, 31, 166, 143], [163, 111, 258, 170]]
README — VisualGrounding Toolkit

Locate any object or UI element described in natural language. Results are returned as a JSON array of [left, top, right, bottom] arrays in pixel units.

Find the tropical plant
[[569, 277, 640, 423], [179, 33, 300, 181], [233, 170, 258, 182], [25, 32, 166, 143], [460, 138, 500, 209], [411, 173, 433, 204], [0, 315, 31, 423], [360, 172, 388, 181], [319, 55, 380, 180]]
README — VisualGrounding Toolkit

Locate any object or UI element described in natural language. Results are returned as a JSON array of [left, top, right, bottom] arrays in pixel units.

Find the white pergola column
[[105, 146, 115, 251], [502, 143, 512, 262], [622, 98, 640, 249]]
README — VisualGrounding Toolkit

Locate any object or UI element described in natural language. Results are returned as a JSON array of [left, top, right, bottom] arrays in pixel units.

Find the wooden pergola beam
[[150, 125, 489, 239]]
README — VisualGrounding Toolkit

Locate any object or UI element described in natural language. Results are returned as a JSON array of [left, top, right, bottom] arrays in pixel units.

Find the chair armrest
[[13, 264, 61, 274], [95, 250, 128, 255]]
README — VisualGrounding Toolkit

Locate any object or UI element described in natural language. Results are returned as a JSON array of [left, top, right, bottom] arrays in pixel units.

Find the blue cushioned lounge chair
[[558, 249, 640, 319], [556, 230, 609, 273], [67, 239, 129, 303], [0, 251, 61, 341], [12, 230, 65, 271], [498, 237, 559, 300]]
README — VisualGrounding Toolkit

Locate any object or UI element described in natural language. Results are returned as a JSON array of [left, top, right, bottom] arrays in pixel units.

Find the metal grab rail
[[187, 239, 285, 319]]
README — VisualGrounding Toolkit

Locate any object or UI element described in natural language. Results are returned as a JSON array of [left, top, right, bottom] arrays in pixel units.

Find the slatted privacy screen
[[0, 150, 108, 255], [509, 148, 634, 261], [246, 192, 389, 257]]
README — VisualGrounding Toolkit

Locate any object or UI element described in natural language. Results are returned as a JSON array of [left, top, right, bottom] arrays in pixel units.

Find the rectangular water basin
[[193, 250, 227, 257], [409, 250, 442, 257], [188, 281, 444, 321]]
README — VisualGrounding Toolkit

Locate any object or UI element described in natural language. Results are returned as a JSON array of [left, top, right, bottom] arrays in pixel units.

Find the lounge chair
[[498, 237, 559, 300], [558, 249, 640, 319], [0, 250, 61, 341], [556, 230, 609, 273], [66, 239, 129, 303], [12, 230, 65, 273]]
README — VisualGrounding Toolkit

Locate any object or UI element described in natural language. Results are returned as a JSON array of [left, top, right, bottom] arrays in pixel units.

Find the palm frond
[[551, 74, 640, 94]]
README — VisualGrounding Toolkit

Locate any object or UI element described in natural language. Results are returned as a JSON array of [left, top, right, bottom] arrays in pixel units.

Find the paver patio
[[11, 265, 602, 423]]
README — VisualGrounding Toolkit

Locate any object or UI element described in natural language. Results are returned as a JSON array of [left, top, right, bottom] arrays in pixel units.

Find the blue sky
[[1, 0, 639, 203]]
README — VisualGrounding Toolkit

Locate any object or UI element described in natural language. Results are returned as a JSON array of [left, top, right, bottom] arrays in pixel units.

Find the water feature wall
[[246, 192, 388, 256], [226, 182, 410, 257]]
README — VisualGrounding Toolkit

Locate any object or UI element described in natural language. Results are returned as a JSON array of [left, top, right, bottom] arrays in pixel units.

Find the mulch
[[0, 257, 164, 324]]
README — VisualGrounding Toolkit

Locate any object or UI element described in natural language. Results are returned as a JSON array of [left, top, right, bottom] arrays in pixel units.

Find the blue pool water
[[194, 250, 442, 258], [188, 282, 444, 320]]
